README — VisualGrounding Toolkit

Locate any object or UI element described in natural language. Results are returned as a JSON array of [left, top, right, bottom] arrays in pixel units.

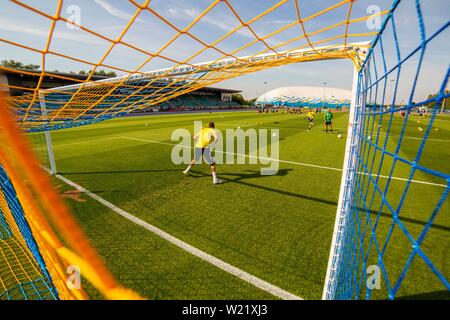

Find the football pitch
[[30, 110, 450, 300]]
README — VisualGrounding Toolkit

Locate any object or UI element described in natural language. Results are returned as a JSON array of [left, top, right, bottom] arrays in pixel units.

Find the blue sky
[[0, 0, 448, 101]]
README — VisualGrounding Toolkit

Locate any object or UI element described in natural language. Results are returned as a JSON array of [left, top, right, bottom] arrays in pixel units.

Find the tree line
[[426, 90, 449, 110], [232, 93, 256, 105], [1, 59, 117, 77]]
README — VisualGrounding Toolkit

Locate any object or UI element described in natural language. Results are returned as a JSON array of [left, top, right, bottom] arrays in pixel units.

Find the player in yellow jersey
[[306, 109, 315, 131], [183, 121, 223, 184]]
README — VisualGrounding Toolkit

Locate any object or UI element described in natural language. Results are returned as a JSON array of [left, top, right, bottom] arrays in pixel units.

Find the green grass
[[29, 110, 450, 300]]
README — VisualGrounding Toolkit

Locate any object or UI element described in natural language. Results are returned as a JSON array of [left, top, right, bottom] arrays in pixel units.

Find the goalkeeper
[[306, 109, 315, 131], [183, 121, 223, 184], [324, 109, 333, 133]]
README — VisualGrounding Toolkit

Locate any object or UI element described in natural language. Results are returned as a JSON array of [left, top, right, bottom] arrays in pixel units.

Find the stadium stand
[[1, 69, 242, 113]]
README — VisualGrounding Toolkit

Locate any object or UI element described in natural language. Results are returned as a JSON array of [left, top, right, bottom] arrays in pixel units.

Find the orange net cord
[[1, 0, 387, 131], [0, 92, 142, 299]]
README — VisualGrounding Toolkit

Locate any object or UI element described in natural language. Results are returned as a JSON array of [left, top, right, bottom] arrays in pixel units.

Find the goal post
[[38, 90, 57, 176], [322, 0, 450, 299], [322, 66, 365, 299], [0, 0, 449, 301]]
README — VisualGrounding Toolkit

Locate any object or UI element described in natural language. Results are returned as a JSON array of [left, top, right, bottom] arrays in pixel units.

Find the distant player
[[183, 121, 223, 184], [306, 109, 315, 131], [324, 109, 333, 133]]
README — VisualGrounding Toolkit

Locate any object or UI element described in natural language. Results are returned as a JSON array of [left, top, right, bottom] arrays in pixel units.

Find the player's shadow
[[61, 169, 450, 233], [319, 129, 347, 134], [395, 290, 450, 300], [221, 168, 292, 181], [189, 169, 450, 233], [189, 168, 340, 207], [189, 168, 292, 181]]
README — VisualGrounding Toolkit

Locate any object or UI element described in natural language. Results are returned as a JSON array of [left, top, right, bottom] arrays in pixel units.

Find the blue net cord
[[0, 166, 58, 300], [327, 0, 450, 299]]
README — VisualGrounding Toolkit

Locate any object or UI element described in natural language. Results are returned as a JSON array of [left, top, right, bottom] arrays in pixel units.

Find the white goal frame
[[39, 90, 57, 176], [322, 65, 367, 300]]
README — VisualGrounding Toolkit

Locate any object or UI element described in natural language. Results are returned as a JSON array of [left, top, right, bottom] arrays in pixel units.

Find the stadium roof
[[1, 68, 241, 95], [1, 69, 111, 81]]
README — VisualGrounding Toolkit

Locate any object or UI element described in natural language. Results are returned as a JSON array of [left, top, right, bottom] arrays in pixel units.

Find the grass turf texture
[[28, 110, 450, 300]]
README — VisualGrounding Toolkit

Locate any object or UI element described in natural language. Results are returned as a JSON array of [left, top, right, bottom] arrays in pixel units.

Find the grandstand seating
[[140, 93, 241, 112]]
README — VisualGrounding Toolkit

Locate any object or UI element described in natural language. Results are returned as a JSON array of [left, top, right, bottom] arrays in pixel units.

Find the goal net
[[323, 0, 449, 300], [0, 0, 388, 300], [0, 0, 448, 300]]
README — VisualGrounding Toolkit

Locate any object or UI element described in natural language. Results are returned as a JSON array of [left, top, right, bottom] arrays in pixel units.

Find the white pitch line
[[121, 136, 447, 188], [376, 133, 450, 142], [301, 128, 449, 142], [33, 136, 119, 150], [256, 126, 449, 142], [121, 136, 344, 172], [54, 173, 302, 300]]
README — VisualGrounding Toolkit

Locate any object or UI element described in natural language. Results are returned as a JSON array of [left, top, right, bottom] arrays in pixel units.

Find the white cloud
[[165, 6, 287, 50], [93, 0, 133, 20], [272, 19, 296, 24], [93, 0, 153, 26], [166, 7, 252, 39], [0, 17, 103, 46], [168, 7, 200, 20]]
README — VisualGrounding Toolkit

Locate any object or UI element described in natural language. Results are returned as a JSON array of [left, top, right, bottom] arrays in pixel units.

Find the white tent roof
[[256, 86, 352, 102]]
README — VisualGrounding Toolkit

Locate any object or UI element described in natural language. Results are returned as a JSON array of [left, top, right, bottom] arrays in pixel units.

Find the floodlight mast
[[322, 81, 327, 110], [264, 81, 268, 108]]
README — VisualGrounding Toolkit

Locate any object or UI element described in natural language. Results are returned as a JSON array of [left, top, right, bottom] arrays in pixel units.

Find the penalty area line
[[54, 173, 303, 300]]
